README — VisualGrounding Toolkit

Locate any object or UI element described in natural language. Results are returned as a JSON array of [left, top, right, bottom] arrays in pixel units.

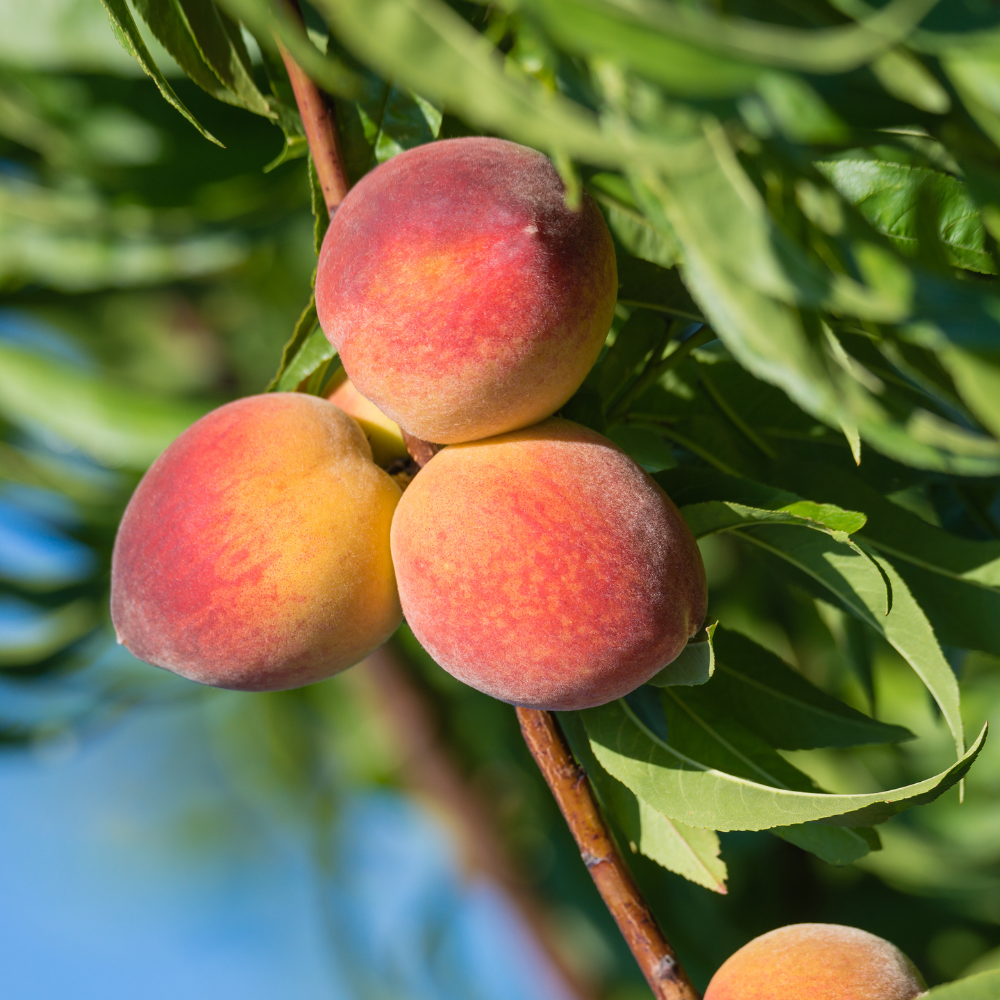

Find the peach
[[316, 137, 617, 444], [326, 371, 409, 467], [704, 923, 926, 1000], [111, 393, 402, 691], [389, 418, 706, 710]]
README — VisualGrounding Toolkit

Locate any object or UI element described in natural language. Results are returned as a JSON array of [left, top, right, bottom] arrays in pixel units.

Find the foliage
[[4, 0, 1000, 993]]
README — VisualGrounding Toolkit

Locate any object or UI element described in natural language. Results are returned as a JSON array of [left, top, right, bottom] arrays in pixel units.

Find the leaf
[[598, 309, 669, 406], [267, 296, 318, 391], [615, 255, 704, 322], [277, 327, 336, 392], [923, 969, 1000, 999], [773, 460, 1000, 656], [560, 712, 728, 893], [0, 343, 206, 469], [771, 822, 880, 866], [0, 598, 97, 668], [659, 467, 962, 754], [308, 0, 706, 172], [649, 622, 717, 687], [941, 345, 1000, 441], [99, 0, 222, 145], [581, 697, 985, 832], [740, 525, 964, 755], [816, 159, 996, 275], [871, 48, 951, 113], [367, 84, 442, 164], [589, 174, 679, 269], [606, 425, 677, 473], [706, 626, 913, 750]]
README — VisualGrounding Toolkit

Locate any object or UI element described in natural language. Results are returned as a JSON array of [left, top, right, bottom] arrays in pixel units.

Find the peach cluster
[[705, 924, 926, 1000], [110, 137, 707, 708]]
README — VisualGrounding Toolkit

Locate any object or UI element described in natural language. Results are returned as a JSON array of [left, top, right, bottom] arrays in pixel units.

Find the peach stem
[[278, 11, 699, 996], [518, 707, 702, 1000]]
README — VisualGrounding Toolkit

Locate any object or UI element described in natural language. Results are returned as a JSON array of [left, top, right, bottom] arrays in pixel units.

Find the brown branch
[[363, 647, 597, 1000], [278, 12, 697, 993], [278, 4, 349, 214], [518, 707, 702, 1000]]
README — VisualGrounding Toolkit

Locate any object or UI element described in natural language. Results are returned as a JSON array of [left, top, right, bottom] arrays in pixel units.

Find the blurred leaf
[[0, 343, 206, 469], [871, 49, 951, 113], [0, 598, 97, 668], [649, 622, 716, 688], [561, 712, 728, 893], [580, 696, 985, 831], [590, 175, 679, 269], [923, 968, 1000, 999], [99, 0, 222, 144]]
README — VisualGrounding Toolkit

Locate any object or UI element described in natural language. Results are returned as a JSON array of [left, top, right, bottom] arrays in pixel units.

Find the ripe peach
[[390, 418, 706, 710], [316, 137, 617, 444], [326, 371, 409, 467], [704, 923, 926, 1000], [111, 393, 402, 691]]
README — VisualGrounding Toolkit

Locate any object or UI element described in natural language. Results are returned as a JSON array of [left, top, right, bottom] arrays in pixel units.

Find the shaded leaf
[[649, 622, 716, 688]]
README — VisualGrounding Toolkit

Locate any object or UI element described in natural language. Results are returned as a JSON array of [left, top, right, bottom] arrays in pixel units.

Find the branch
[[277, 13, 699, 996], [518, 708, 702, 1000]]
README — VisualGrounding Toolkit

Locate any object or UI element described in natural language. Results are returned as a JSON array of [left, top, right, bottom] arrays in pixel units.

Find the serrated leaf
[[706, 626, 913, 750], [99, 0, 222, 145], [581, 697, 985, 832], [923, 968, 1000, 999], [0, 343, 207, 469], [649, 622, 716, 687], [817, 159, 995, 275], [560, 712, 727, 893]]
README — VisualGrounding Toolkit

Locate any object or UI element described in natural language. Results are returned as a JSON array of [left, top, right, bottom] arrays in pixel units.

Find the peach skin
[[390, 418, 707, 710], [315, 137, 617, 444], [704, 923, 926, 1000], [326, 370, 409, 467], [111, 393, 402, 691]]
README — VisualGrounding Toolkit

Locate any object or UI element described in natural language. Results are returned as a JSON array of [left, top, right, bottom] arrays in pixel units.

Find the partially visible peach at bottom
[[326, 371, 409, 466], [390, 418, 707, 710], [704, 923, 926, 1000], [111, 393, 402, 691]]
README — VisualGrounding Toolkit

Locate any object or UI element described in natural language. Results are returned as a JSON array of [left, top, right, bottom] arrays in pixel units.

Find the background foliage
[[5, 0, 1000, 996]]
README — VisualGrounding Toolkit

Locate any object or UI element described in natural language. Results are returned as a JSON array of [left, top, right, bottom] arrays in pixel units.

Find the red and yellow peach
[[111, 393, 402, 691], [389, 418, 707, 710], [316, 137, 617, 444]]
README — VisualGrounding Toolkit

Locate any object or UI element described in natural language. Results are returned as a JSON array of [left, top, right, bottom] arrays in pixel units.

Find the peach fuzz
[[704, 923, 926, 1000], [326, 371, 409, 467], [390, 419, 707, 710], [111, 393, 402, 691], [316, 137, 617, 444]]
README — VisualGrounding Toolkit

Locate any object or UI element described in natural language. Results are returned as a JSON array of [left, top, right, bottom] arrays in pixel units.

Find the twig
[[278, 16, 698, 995], [518, 708, 702, 1000], [278, 3, 349, 214], [363, 647, 597, 1000]]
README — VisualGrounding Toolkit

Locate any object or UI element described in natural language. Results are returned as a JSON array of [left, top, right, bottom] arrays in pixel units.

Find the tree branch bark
[[518, 708, 702, 1000], [278, 13, 699, 997]]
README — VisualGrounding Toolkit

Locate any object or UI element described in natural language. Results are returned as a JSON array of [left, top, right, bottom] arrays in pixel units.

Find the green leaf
[[276, 325, 336, 392], [816, 160, 996, 275], [871, 48, 951, 113], [942, 346, 1000, 440], [365, 83, 442, 164], [267, 296, 318, 391], [598, 309, 669, 406], [773, 460, 1000, 656], [560, 712, 728, 893], [308, 0, 706, 172], [0, 599, 97, 668], [99, 0, 222, 145], [522, 0, 940, 74], [648, 622, 716, 687], [706, 626, 913, 750], [739, 525, 964, 755], [589, 174, 679, 269], [615, 255, 703, 322], [0, 343, 207, 469], [771, 822, 880, 865], [923, 969, 1000, 999], [606, 425, 677, 473], [581, 697, 985, 832]]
